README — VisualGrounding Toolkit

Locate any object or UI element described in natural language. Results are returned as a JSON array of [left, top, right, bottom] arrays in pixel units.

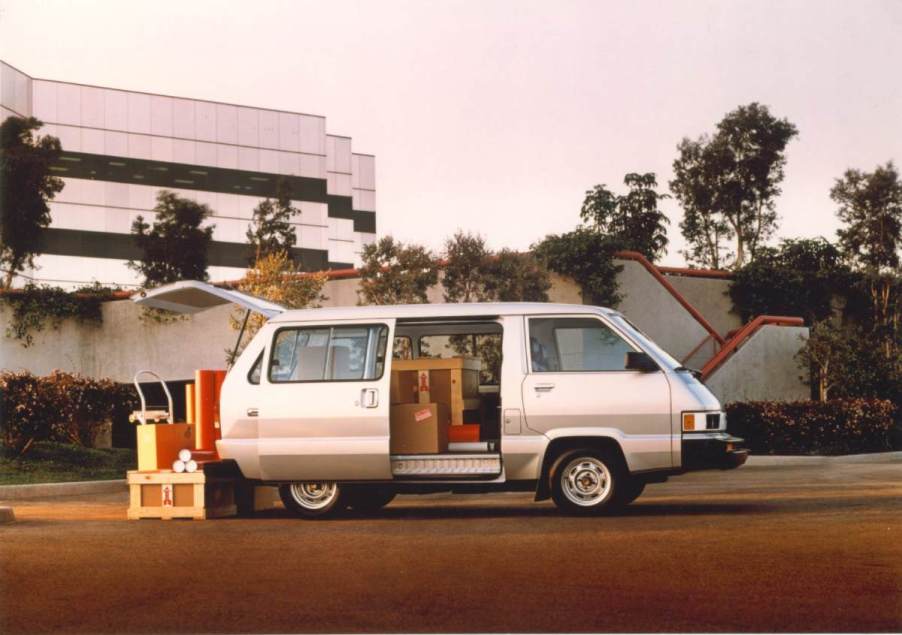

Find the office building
[[0, 60, 376, 288]]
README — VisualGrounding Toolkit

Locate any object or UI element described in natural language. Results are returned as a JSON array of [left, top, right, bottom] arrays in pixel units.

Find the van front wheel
[[550, 449, 625, 515], [279, 482, 345, 519]]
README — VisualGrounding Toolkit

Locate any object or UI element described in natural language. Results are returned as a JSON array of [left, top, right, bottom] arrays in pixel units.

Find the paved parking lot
[[1, 454, 900, 633]]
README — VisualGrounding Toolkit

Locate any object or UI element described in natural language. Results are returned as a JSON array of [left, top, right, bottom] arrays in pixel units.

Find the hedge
[[726, 399, 897, 455], [0, 370, 137, 455]]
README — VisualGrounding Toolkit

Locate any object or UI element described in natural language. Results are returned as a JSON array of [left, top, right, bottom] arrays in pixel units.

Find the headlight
[[682, 411, 724, 432]]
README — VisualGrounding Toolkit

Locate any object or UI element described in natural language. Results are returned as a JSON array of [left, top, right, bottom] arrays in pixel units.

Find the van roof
[[270, 302, 616, 323]]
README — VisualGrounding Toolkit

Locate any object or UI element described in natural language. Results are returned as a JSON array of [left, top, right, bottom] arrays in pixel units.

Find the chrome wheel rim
[[289, 482, 338, 510], [561, 457, 611, 507]]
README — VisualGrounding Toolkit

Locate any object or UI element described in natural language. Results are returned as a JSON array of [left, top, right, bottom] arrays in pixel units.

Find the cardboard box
[[390, 403, 450, 454], [394, 358, 481, 398], [392, 358, 482, 425], [136, 423, 195, 472], [390, 370, 419, 404]]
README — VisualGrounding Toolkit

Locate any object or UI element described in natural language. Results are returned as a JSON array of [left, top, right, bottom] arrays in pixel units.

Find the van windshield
[[609, 315, 680, 370]]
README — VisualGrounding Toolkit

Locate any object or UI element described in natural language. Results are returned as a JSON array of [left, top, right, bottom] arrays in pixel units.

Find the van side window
[[393, 336, 412, 360], [417, 334, 502, 385], [529, 317, 635, 372], [247, 352, 263, 385], [269, 324, 389, 383]]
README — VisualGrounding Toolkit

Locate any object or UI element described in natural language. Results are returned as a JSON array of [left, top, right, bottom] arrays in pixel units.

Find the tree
[[729, 238, 851, 324], [795, 321, 856, 401], [442, 231, 493, 302], [0, 116, 64, 289], [671, 103, 798, 268], [357, 236, 438, 305], [831, 162, 902, 358], [533, 228, 622, 307], [128, 190, 215, 287], [670, 138, 732, 268], [797, 321, 902, 404], [442, 232, 551, 303], [580, 173, 670, 261], [483, 249, 550, 302], [246, 179, 300, 264], [228, 251, 328, 362]]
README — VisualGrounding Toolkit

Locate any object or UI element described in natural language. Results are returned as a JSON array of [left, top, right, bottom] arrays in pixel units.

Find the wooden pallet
[[127, 470, 237, 520]]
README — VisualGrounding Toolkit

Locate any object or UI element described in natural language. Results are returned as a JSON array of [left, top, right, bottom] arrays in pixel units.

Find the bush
[[726, 399, 896, 455], [0, 370, 138, 455]]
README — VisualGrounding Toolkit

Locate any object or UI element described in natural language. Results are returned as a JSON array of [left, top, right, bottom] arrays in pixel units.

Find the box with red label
[[389, 402, 450, 454], [392, 358, 481, 424]]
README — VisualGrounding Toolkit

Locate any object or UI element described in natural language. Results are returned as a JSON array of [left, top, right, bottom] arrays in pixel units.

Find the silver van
[[138, 281, 747, 518]]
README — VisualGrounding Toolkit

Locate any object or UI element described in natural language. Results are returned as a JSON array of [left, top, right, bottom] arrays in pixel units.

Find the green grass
[[0, 442, 136, 485]]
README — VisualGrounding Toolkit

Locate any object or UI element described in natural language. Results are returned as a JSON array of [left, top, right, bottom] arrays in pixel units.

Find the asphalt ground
[[1, 455, 900, 633]]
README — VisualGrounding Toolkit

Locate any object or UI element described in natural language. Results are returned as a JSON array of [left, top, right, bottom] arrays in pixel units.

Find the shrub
[[0, 370, 138, 455], [726, 399, 896, 455]]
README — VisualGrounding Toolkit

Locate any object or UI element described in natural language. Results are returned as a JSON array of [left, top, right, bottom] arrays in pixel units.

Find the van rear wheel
[[550, 449, 625, 515], [279, 482, 345, 519]]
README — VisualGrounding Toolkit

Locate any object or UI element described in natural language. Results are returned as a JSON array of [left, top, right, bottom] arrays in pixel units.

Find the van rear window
[[269, 324, 389, 383]]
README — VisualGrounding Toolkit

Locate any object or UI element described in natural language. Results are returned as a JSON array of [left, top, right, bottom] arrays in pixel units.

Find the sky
[[1, 0, 900, 266]]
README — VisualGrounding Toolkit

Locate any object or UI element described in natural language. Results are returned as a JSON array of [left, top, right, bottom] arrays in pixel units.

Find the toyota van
[[137, 281, 747, 518]]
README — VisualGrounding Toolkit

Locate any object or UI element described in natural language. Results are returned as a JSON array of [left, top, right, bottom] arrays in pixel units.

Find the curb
[[0, 506, 14, 523], [746, 451, 902, 467], [0, 479, 126, 501]]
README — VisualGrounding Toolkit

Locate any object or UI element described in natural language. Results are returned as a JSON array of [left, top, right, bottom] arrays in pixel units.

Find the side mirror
[[625, 351, 658, 372], [270, 358, 280, 368]]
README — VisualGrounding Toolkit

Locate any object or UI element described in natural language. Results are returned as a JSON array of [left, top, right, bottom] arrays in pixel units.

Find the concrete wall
[[705, 325, 810, 404], [0, 301, 237, 383], [665, 275, 743, 337], [615, 260, 711, 363], [0, 262, 806, 405]]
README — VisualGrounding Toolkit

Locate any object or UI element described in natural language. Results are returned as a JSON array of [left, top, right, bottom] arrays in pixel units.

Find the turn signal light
[[682, 413, 696, 431]]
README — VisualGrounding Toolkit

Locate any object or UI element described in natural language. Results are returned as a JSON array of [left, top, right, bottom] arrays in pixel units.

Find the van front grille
[[706, 413, 721, 430]]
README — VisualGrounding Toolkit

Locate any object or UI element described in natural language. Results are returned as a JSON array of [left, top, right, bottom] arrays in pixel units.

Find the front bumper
[[682, 432, 748, 471]]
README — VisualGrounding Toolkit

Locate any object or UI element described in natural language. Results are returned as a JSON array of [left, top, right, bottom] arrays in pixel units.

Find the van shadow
[[251, 500, 766, 521]]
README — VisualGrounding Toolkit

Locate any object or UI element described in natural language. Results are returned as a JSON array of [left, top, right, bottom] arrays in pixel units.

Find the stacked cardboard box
[[388, 357, 482, 454]]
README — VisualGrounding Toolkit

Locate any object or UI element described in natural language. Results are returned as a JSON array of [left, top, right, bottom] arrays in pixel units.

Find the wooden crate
[[392, 357, 481, 425], [127, 470, 237, 520]]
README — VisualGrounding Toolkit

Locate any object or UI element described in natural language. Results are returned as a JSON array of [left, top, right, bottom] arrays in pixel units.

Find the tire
[[279, 482, 346, 519], [549, 448, 626, 515], [343, 486, 396, 513], [616, 478, 645, 506]]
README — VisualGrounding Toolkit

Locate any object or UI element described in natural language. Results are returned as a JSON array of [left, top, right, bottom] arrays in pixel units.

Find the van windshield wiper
[[675, 365, 703, 380]]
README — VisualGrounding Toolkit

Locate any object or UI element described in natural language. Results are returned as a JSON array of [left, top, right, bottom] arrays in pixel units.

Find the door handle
[[361, 388, 379, 408], [247, 408, 259, 417], [534, 383, 555, 393]]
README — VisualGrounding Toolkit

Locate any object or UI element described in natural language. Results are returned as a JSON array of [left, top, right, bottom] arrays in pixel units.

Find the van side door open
[[253, 319, 395, 481], [521, 315, 673, 473]]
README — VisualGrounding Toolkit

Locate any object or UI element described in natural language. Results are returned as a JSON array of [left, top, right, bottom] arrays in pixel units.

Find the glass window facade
[[1, 60, 376, 288]]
